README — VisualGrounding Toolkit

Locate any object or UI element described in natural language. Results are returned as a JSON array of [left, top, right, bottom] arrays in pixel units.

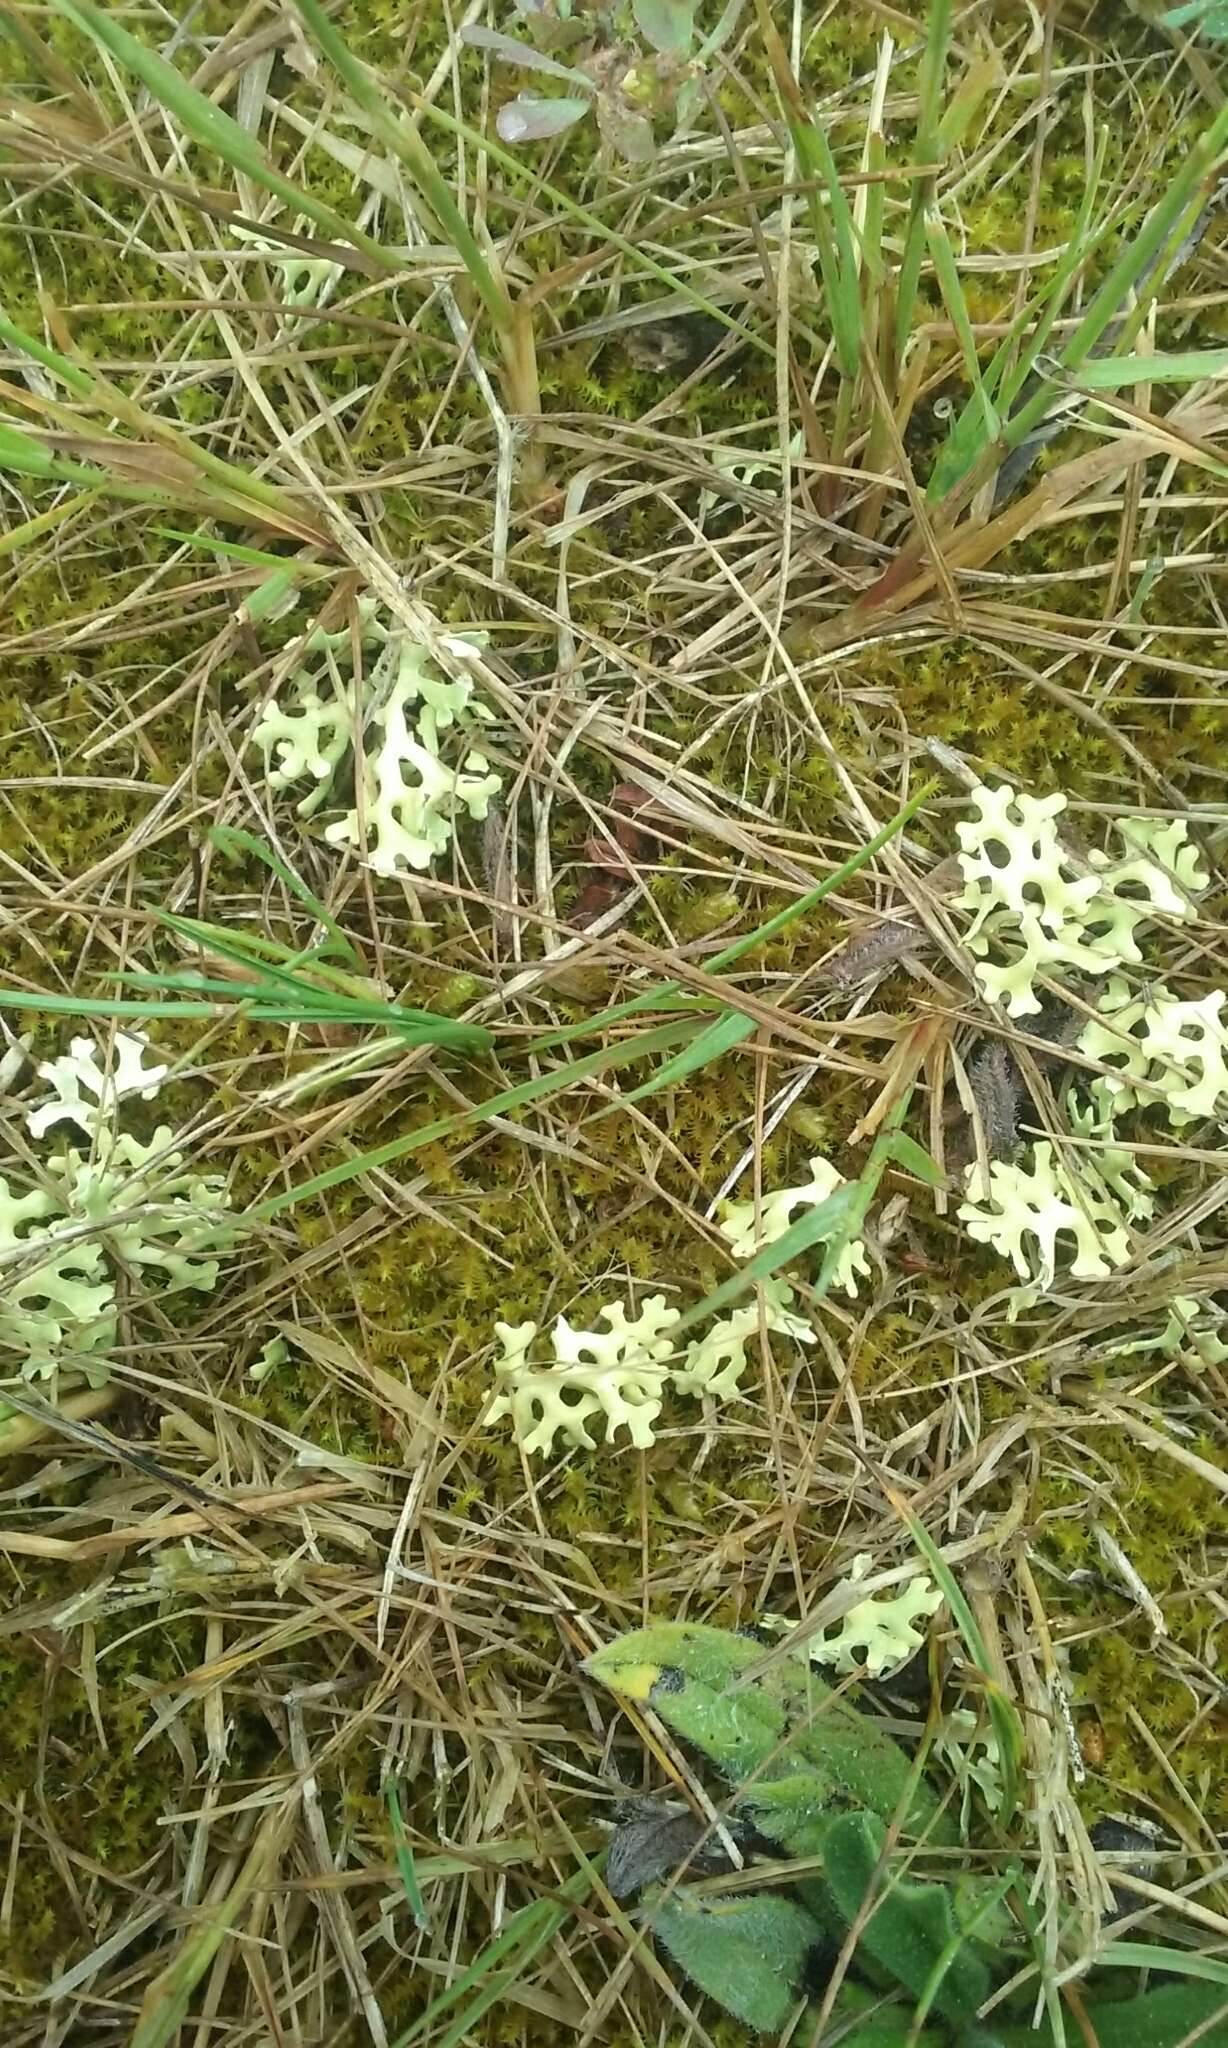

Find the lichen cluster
[[252, 601, 501, 872], [1, 1035, 233, 1387]]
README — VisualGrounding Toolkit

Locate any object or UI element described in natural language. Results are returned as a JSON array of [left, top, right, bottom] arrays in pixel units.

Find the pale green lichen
[[485, 1278, 818, 1454], [1117, 1293, 1228, 1374], [27, 1031, 168, 1139], [934, 1709, 1004, 1826], [231, 222, 344, 308], [252, 604, 501, 872], [1079, 979, 1228, 1125], [955, 785, 1206, 1017], [0, 1178, 114, 1380], [484, 1295, 682, 1455], [958, 1128, 1153, 1292], [669, 1279, 814, 1401], [718, 1156, 869, 1296], [762, 1556, 944, 1679], [1, 1040, 234, 1388], [55, 1128, 232, 1293]]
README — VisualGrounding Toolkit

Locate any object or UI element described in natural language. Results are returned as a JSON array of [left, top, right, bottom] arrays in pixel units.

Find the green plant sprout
[[467, 0, 743, 162], [587, 1621, 1228, 2045]]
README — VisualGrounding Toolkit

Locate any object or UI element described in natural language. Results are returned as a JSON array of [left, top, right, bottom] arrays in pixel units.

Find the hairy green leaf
[[644, 1888, 822, 2033], [585, 1622, 958, 1846], [822, 1811, 989, 2025]]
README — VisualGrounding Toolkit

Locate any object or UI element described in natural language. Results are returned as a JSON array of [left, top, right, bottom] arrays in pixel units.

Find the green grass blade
[[1070, 346, 1228, 387], [293, 0, 512, 332], [114, 971, 483, 1044], [154, 912, 348, 974], [926, 131, 1108, 500], [1092, 1946, 1228, 1985], [926, 209, 997, 441], [791, 118, 861, 380], [383, 1780, 430, 1933], [624, 1008, 756, 1102], [892, 1508, 1023, 1827], [0, 305, 322, 527], [251, 1018, 699, 1220], [0, 990, 223, 1023], [1056, 102, 1228, 374], [0, 422, 115, 489], [523, 779, 938, 1057], [894, 0, 952, 367], [204, 826, 360, 964], [671, 1182, 861, 1338], [411, 97, 768, 357], [390, 1860, 602, 2048], [0, 307, 94, 395], [47, 0, 401, 279], [860, 127, 887, 292], [0, 491, 97, 559], [0, 981, 490, 1050], [127, 1808, 289, 2048], [152, 528, 322, 574]]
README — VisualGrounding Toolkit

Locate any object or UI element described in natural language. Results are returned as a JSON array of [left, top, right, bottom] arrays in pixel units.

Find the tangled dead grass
[[0, 1, 1226, 2043]]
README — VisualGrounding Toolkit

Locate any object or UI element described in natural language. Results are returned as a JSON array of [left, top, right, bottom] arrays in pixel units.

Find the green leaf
[[886, 1131, 945, 1186], [695, 0, 743, 61], [1083, 1983, 1228, 2047], [644, 1889, 823, 2033], [987, 1981, 1228, 2048], [821, 1811, 989, 2025], [497, 94, 591, 142], [584, 1621, 959, 1847], [1162, 0, 1228, 34], [1072, 347, 1228, 388], [632, 0, 696, 53], [624, 1007, 755, 1101], [460, 25, 594, 84]]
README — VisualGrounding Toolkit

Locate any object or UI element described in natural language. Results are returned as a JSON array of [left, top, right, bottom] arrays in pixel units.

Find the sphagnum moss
[[1, 1, 1227, 2041]]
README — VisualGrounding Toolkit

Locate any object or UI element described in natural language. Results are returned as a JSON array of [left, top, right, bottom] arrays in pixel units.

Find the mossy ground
[[1, 2, 1226, 2041]]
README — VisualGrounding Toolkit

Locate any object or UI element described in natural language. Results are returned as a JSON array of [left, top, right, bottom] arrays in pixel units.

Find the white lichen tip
[[28, 1032, 168, 1140], [718, 1157, 869, 1296]]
